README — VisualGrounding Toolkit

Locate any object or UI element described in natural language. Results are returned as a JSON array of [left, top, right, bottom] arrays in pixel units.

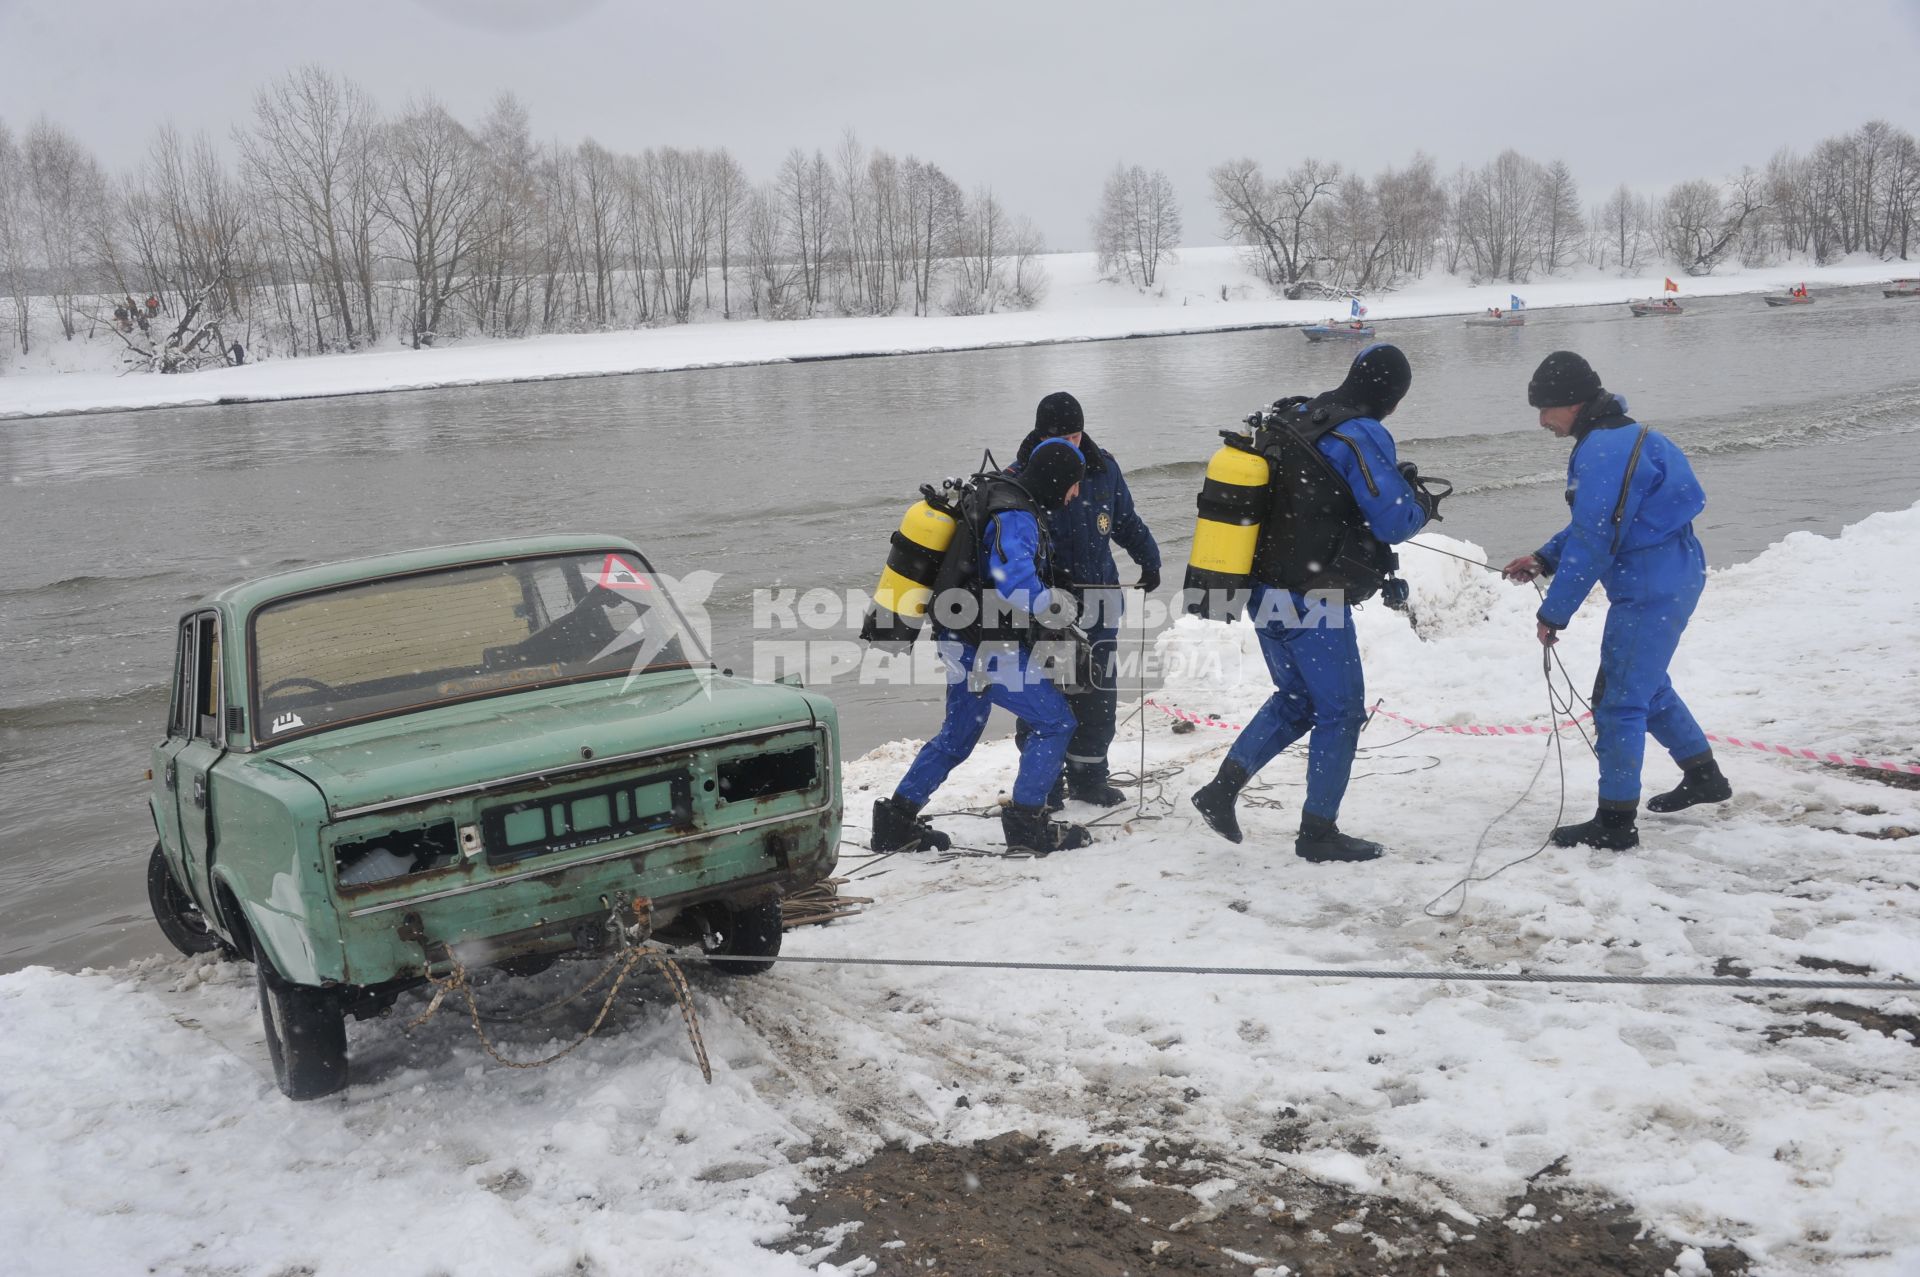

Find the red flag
[[1663, 277, 1680, 293]]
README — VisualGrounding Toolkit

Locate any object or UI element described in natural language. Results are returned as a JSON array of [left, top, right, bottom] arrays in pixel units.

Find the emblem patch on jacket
[[1096, 512, 1113, 535]]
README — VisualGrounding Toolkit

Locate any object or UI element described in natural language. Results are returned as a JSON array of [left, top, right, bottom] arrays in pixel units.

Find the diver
[[1187, 344, 1442, 863], [871, 439, 1097, 856], [1501, 351, 1731, 850], [1009, 391, 1162, 808]]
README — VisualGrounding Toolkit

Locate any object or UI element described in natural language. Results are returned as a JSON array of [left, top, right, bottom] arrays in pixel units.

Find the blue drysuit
[[1011, 432, 1161, 773], [1535, 396, 1710, 804], [894, 508, 1077, 810], [1227, 416, 1431, 820]]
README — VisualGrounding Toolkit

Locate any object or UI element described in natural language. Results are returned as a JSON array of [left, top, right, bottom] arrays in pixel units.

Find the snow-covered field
[[3, 507, 1917, 1276], [0, 248, 1905, 421]]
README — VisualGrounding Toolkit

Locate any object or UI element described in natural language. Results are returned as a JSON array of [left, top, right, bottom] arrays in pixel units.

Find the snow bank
[[0, 249, 1903, 421], [3, 507, 1917, 1275]]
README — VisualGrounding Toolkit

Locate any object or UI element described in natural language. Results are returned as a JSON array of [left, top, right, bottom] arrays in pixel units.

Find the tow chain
[[407, 894, 712, 1083]]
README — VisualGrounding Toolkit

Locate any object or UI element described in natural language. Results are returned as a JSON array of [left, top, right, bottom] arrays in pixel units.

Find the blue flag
[[1350, 298, 1362, 318], [1511, 294, 1525, 310]]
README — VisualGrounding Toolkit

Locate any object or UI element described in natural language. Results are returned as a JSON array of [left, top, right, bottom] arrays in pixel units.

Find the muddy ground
[[787, 1131, 1750, 1276]]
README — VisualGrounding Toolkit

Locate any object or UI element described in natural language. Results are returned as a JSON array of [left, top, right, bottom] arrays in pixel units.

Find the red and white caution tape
[[1704, 734, 1920, 776], [1145, 699, 1920, 776], [1147, 698, 1246, 732], [1144, 698, 1586, 738], [1370, 705, 1592, 737]]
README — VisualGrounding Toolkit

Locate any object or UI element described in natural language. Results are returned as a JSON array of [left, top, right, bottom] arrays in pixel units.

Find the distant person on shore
[[1007, 391, 1161, 807], [1501, 352, 1732, 850]]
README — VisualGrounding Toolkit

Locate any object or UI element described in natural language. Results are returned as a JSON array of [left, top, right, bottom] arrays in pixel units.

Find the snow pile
[[1, 249, 1904, 420], [3, 508, 1919, 1275]]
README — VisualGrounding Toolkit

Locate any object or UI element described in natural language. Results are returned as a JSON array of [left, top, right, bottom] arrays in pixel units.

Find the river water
[[4, 287, 1918, 972]]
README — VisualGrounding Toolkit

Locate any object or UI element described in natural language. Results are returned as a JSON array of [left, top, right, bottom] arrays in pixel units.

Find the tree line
[[1097, 119, 1916, 298], [3, 74, 1914, 372], [0, 66, 1047, 369]]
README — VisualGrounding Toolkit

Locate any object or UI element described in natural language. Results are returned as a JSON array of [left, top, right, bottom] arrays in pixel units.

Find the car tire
[[702, 899, 783, 978], [254, 938, 350, 1100], [146, 843, 223, 957]]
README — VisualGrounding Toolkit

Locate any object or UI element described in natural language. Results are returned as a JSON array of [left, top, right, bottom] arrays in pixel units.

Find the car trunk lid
[[265, 670, 812, 818]]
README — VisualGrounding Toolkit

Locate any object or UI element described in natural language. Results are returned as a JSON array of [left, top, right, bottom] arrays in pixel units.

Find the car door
[[171, 611, 227, 904], [151, 618, 193, 878]]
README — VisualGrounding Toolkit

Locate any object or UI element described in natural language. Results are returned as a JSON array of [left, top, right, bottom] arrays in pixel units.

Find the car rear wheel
[[146, 843, 223, 957], [700, 899, 783, 978], [254, 938, 349, 1100]]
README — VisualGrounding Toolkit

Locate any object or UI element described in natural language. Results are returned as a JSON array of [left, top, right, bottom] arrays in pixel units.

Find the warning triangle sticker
[[597, 553, 653, 591]]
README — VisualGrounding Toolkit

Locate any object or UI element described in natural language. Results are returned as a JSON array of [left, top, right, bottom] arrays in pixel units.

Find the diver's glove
[[1399, 461, 1449, 524]]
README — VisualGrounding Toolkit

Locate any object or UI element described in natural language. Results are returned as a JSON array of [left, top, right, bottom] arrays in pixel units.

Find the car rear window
[[252, 552, 699, 741]]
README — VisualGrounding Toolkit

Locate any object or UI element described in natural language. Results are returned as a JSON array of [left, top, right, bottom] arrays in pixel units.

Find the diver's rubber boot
[[1045, 775, 1068, 813], [1066, 763, 1127, 808], [1295, 814, 1384, 863], [1551, 803, 1639, 851], [1001, 803, 1092, 855], [1190, 760, 1251, 844], [871, 796, 952, 853], [1646, 755, 1732, 814]]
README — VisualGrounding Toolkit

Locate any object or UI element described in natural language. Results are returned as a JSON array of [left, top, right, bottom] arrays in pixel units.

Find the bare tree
[[902, 156, 961, 317], [867, 148, 906, 313], [378, 97, 490, 347], [742, 182, 800, 319], [1882, 128, 1919, 259], [1538, 160, 1583, 275], [1594, 184, 1653, 272], [950, 185, 1008, 314], [1209, 157, 1340, 292], [1009, 215, 1049, 309], [574, 139, 625, 326], [1454, 150, 1546, 281], [1373, 153, 1448, 280], [1092, 162, 1182, 287], [534, 143, 584, 331], [1659, 170, 1766, 275], [706, 147, 748, 318], [24, 117, 108, 340], [0, 119, 37, 353], [100, 125, 255, 356], [833, 130, 891, 315], [467, 92, 538, 337], [777, 147, 833, 316], [239, 66, 383, 349], [635, 145, 716, 324]]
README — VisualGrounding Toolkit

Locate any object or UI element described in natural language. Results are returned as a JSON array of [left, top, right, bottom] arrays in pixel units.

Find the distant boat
[[1886, 278, 1920, 299], [1465, 311, 1525, 327], [1629, 299, 1684, 316], [1304, 322, 1375, 342], [1762, 293, 1815, 307]]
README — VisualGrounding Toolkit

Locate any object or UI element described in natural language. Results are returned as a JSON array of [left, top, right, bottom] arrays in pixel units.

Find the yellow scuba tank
[[860, 489, 961, 650], [1181, 436, 1270, 620]]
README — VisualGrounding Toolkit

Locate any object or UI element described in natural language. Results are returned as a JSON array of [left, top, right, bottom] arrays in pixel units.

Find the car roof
[[205, 535, 647, 614]]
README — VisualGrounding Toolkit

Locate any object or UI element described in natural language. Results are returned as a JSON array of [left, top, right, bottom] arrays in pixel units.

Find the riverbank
[[3, 509, 1916, 1274], [0, 249, 1904, 421]]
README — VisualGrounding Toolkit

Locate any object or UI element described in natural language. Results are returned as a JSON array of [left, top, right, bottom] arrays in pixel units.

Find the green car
[[145, 536, 840, 1099]]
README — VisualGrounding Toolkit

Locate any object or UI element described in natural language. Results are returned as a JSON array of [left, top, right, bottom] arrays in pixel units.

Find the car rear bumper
[[334, 804, 837, 985]]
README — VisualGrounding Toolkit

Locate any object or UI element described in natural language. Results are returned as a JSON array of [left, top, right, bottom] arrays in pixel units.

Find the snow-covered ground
[[4, 507, 1917, 1276], [0, 249, 1906, 421]]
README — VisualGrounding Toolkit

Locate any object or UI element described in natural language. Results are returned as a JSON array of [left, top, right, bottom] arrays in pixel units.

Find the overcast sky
[[3, 0, 1917, 250]]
